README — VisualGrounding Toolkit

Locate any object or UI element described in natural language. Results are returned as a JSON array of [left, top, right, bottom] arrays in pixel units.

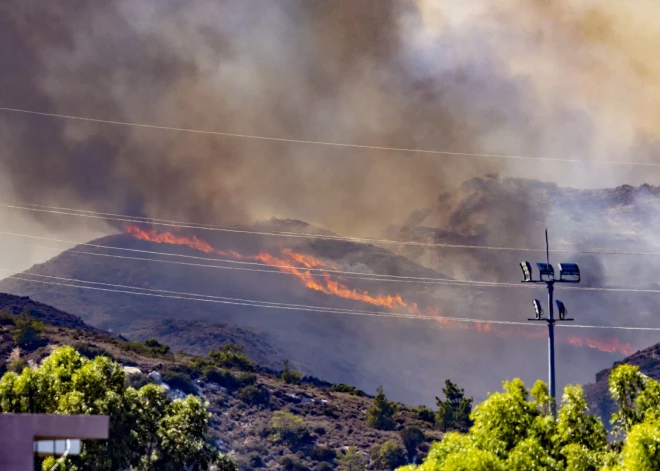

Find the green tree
[[399, 427, 425, 461], [400, 376, 616, 471], [281, 359, 303, 384], [614, 419, 660, 470], [371, 440, 407, 470], [209, 344, 253, 371], [269, 410, 312, 447], [336, 445, 366, 471], [435, 379, 473, 432], [367, 386, 397, 430], [12, 310, 46, 350], [0, 346, 232, 471]]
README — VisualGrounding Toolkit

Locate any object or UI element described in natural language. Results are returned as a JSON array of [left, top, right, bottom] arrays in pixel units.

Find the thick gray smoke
[[2, 0, 659, 239]]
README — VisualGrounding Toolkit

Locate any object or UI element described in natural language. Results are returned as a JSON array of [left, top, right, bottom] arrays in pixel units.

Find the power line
[[0, 202, 552, 252], [7, 237, 660, 294], [2, 269, 658, 332], [0, 231, 455, 283], [0, 269, 393, 315], [0, 271, 529, 325], [1, 106, 657, 167], [4, 201, 660, 256]]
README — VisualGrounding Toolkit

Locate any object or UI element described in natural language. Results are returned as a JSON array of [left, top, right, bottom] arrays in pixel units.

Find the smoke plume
[[2, 0, 659, 238]]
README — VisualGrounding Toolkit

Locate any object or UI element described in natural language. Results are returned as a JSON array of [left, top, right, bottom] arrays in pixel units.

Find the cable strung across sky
[[5, 231, 660, 294], [2, 106, 659, 167], [4, 201, 660, 256], [1, 268, 658, 332]]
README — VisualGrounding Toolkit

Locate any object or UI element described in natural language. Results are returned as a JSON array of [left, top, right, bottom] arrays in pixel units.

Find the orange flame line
[[124, 224, 634, 355], [124, 224, 408, 309]]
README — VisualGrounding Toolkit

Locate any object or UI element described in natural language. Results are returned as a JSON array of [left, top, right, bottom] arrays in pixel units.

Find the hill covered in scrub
[[584, 340, 660, 425], [0, 292, 443, 470]]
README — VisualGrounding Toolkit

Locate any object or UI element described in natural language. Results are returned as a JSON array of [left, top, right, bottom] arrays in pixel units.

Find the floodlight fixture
[[533, 299, 543, 319], [520, 261, 533, 282], [556, 300, 567, 320], [558, 263, 580, 283], [536, 263, 555, 281]]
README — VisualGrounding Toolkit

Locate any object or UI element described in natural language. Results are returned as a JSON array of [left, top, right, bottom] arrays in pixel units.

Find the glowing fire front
[[125, 225, 409, 309], [124, 224, 634, 355]]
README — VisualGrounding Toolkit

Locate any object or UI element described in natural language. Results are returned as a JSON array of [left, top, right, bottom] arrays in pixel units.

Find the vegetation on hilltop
[[0, 305, 445, 470], [0, 345, 233, 471]]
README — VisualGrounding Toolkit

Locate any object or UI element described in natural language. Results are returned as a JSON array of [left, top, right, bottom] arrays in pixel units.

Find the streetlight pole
[[520, 229, 580, 418], [545, 229, 556, 404]]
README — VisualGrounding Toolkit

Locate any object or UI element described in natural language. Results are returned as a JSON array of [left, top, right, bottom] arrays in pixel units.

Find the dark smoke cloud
[[0, 0, 622, 238]]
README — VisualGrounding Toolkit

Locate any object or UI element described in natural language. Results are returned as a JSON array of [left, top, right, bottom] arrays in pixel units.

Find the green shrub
[[414, 405, 435, 424], [435, 379, 473, 432], [335, 446, 366, 471], [161, 370, 196, 395], [0, 312, 16, 326], [279, 456, 310, 471], [310, 446, 336, 462], [74, 343, 112, 360], [281, 360, 303, 384], [237, 385, 270, 406], [12, 311, 46, 350], [366, 386, 397, 430], [321, 405, 339, 418], [270, 411, 313, 447], [126, 373, 155, 390], [237, 372, 257, 388], [399, 427, 425, 460], [144, 338, 170, 355], [370, 440, 407, 470], [315, 462, 333, 471], [118, 339, 172, 358], [204, 369, 239, 389], [330, 384, 360, 395], [209, 344, 253, 371]]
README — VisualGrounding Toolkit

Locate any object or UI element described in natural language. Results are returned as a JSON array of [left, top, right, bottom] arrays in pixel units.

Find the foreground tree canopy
[[0, 346, 234, 471], [401, 364, 660, 471]]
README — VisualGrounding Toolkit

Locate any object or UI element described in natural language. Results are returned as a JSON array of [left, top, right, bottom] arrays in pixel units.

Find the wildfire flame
[[125, 225, 409, 309], [124, 224, 634, 356], [567, 336, 635, 356]]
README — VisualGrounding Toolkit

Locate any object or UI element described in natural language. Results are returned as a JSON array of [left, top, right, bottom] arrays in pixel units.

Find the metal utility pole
[[519, 229, 581, 418]]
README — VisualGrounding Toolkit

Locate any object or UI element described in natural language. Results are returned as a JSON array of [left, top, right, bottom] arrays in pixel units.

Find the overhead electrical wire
[[2, 106, 658, 167], [5, 233, 660, 294], [4, 201, 660, 256], [0, 202, 551, 251], [2, 269, 659, 332], [0, 231, 455, 283]]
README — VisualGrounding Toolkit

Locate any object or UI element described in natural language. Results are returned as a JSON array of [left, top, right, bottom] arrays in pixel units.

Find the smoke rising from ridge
[[2, 0, 660, 238]]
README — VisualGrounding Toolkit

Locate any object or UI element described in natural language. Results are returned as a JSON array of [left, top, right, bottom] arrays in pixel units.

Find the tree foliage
[[435, 379, 473, 432], [335, 445, 367, 471], [12, 310, 46, 350], [269, 411, 312, 447], [367, 386, 398, 430], [281, 359, 303, 384], [399, 427, 426, 461], [209, 344, 253, 371], [371, 439, 408, 470], [401, 364, 660, 471], [0, 346, 233, 471]]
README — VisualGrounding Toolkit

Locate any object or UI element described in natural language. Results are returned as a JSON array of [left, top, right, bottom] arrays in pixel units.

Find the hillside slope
[[0, 294, 442, 470], [0, 214, 632, 405], [584, 342, 660, 424]]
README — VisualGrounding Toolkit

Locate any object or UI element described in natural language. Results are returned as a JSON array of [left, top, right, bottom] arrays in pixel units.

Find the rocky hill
[[584, 341, 660, 425], [0, 293, 441, 470], [0, 187, 641, 406]]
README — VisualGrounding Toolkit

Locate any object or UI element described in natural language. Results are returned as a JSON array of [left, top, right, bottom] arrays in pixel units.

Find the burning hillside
[[123, 224, 634, 356]]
